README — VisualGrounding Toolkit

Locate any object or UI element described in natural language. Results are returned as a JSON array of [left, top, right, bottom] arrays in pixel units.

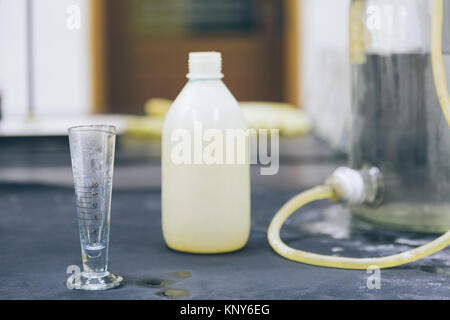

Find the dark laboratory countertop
[[0, 135, 449, 300]]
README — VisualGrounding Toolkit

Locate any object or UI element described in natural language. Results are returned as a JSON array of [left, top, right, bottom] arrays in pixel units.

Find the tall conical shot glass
[[67, 125, 122, 290]]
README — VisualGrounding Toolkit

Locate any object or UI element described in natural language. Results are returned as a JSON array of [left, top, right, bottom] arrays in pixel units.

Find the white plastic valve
[[326, 167, 367, 204]]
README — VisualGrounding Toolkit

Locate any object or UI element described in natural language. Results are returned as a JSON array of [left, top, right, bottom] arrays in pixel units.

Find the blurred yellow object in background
[[125, 98, 310, 138], [144, 98, 172, 118], [124, 116, 164, 138], [240, 102, 310, 137]]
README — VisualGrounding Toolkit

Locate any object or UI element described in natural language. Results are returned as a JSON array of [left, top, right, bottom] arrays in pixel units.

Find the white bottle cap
[[187, 52, 224, 79]]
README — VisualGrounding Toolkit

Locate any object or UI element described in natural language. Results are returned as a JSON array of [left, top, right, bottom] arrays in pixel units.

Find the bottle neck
[[187, 74, 224, 81]]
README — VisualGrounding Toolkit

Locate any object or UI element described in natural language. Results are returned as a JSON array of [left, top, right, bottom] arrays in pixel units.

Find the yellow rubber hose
[[267, 185, 450, 269], [432, 0, 450, 127]]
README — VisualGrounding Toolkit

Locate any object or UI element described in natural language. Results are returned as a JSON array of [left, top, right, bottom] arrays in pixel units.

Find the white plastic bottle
[[162, 52, 251, 253]]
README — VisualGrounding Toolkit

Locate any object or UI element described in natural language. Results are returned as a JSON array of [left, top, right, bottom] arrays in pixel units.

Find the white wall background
[[301, 0, 351, 150], [0, 0, 91, 119]]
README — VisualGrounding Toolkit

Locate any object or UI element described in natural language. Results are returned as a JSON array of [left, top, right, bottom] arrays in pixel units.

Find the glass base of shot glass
[[68, 271, 123, 291]]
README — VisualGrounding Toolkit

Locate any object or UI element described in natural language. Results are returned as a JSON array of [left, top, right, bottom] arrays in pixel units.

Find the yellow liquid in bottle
[[162, 151, 251, 254]]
